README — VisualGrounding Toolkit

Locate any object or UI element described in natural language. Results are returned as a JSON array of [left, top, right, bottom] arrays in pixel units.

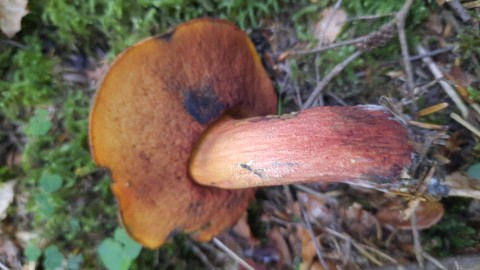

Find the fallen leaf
[[314, 7, 347, 44], [297, 192, 338, 227], [0, 236, 20, 269], [377, 200, 444, 230], [0, 180, 16, 221], [342, 202, 378, 237], [232, 212, 253, 241], [298, 226, 318, 265], [6, 150, 22, 168], [446, 171, 480, 189], [268, 227, 291, 264], [425, 13, 443, 35], [0, 0, 29, 38]]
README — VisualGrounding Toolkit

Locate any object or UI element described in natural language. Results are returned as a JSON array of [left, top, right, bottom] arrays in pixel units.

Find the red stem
[[190, 106, 413, 189]]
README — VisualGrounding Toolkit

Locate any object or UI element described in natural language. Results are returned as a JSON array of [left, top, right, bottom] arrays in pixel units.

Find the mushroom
[[89, 19, 276, 249], [89, 18, 413, 249], [190, 105, 412, 189]]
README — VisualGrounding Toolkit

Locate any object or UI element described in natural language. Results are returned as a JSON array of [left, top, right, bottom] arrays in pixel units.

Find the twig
[[411, 210, 425, 270], [291, 37, 365, 56], [408, 46, 455, 62], [450, 112, 480, 138], [325, 91, 348, 105], [448, 187, 480, 200], [447, 0, 472, 23], [395, 0, 415, 96], [298, 198, 330, 270], [293, 184, 337, 201], [301, 0, 417, 110], [423, 252, 448, 270], [348, 13, 396, 21], [417, 44, 469, 118], [442, 10, 463, 33], [351, 242, 383, 266], [360, 243, 398, 264], [0, 262, 9, 270], [187, 239, 215, 269], [1, 39, 27, 49], [212, 237, 255, 270], [464, 0, 480, 9], [324, 227, 383, 266], [302, 50, 363, 109]]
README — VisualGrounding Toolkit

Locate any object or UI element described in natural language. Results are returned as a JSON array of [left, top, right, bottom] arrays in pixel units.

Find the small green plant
[[97, 228, 143, 270], [25, 243, 84, 270]]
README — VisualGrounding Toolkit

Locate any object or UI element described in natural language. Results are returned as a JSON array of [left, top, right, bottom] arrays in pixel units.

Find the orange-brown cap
[[89, 19, 277, 248]]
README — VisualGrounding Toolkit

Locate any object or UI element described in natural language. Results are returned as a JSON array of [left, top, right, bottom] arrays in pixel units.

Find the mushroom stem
[[190, 105, 413, 189]]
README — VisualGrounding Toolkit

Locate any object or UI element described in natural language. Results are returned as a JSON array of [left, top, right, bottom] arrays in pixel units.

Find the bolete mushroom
[[90, 18, 413, 249], [89, 19, 276, 248], [190, 105, 412, 189]]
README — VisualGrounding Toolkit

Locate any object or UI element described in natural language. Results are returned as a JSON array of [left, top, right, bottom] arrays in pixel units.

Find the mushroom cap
[[89, 19, 277, 248]]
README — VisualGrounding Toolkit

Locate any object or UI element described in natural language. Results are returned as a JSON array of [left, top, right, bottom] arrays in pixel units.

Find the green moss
[[424, 198, 479, 256]]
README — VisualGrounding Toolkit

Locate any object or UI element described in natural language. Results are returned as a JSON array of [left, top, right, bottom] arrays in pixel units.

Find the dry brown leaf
[[314, 7, 347, 44], [232, 212, 253, 240], [342, 202, 378, 237], [6, 150, 22, 168], [377, 200, 444, 230], [298, 226, 318, 265], [309, 261, 338, 270], [297, 192, 337, 227], [268, 227, 292, 264], [0, 236, 20, 269], [425, 13, 443, 35], [445, 172, 480, 190], [0, 0, 28, 38]]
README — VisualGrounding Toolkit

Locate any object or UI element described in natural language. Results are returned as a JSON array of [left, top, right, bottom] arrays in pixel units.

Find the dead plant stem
[[411, 210, 425, 270], [395, 0, 416, 112], [302, 50, 363, 109], [299, 198, 330, 270], [212, 237, 255, 270]]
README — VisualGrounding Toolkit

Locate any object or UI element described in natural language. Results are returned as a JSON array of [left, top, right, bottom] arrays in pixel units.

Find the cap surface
[[89, 18, 277, 248]]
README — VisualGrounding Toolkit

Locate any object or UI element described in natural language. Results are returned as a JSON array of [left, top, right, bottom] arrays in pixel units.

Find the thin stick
[[360, 244, 398, 264], [294, 184, 336, 201], [0, 262, 9, 270], [212, 237, 255, 270], [299, 199, 330, 270], [408, 46, 454, 62], [423, 252, 447, 270], [302, 50, 363, 109], [301, 0, 417, 110], [187, 239, 215, 269], [447, 0, 472, 22], [324, 227, 383, 266], [1, 39, 27, 49], [448, 188, 480, 200], [417, 44, 469, 118], [348, 13, 396, 21], [291, 37, 365, 56], [450, 113, 480, 138], [411, 210, 425, 270], [395, 0, 415, 95]]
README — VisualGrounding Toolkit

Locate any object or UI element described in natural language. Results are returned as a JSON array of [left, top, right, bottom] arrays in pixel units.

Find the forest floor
[[1, 0, 480, 269]]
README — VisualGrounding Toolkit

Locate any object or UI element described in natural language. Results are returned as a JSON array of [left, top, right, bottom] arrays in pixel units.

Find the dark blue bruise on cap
[[183, 88, 226, 125]]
